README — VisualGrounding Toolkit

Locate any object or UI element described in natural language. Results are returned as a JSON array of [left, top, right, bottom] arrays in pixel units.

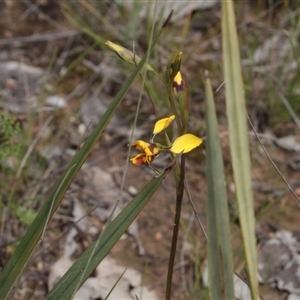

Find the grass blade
[[45, 171, 168, 299], [222, 1, 259, 298], [205, 72, 234, 300], [0, 19, 166, 299]]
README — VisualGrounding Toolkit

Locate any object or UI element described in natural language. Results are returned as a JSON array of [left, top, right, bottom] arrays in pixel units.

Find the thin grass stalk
[[104, 269, 126, 300]]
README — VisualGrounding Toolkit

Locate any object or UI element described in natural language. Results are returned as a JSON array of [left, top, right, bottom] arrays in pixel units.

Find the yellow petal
[[130, 153, 148, 166], [153, 115, 175, 135], [130, 140, 161, 156], [170, 134, 202, 154], [130, 140, 150, 151], [130, 152, 156, 165], [105, 41, 154, 72], [173, 71, 184, 96]]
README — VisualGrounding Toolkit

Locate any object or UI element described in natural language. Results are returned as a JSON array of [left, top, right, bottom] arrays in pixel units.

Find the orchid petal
[[130, 140, 151, 151], [130, 140, 161, 156], [173, 71, 184, 96], [130, 153, 148, 166], [153, 115, 175, 135], [170, 134, 202, 154]]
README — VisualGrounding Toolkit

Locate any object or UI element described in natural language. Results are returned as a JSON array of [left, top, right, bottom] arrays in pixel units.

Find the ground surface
[[1, 2, 300, 300]]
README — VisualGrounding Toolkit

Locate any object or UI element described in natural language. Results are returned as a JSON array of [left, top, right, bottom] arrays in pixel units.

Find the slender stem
[[166, 155, 185, 299]]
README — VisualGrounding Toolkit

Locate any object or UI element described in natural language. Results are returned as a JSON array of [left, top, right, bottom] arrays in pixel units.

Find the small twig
[[279, 93, 300, 130], [21, 0, 44, 18], [215, 80, 225, 93], [247, 114, 300, 205], [0, 30, 79, 46], [22, 0, 65, 30], [16, 114, 54, 178], [184, 179, 208, 241]]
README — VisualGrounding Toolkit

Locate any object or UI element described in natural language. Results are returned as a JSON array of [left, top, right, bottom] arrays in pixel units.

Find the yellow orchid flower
[[153, 115, 175, 135], [129, 140, 162, 166], [173, 71, 184, 96], [130, 140, 161, 156], [170, 134, 202, 154], [129, 116, 202, 168], [106, 40, 154, 72]]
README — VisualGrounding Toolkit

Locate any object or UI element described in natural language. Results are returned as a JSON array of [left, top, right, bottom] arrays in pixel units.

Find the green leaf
[[45, 172, 168, 299], [222, 1, 259, 299], [0, 25, 165, 300], [205, 73, 235, 300]]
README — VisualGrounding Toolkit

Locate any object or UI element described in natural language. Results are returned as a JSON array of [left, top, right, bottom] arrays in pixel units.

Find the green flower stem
[[166, 154, 185, 300]]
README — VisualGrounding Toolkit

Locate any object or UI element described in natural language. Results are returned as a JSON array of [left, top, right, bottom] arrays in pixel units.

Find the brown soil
[[1, 2, 300, 300]]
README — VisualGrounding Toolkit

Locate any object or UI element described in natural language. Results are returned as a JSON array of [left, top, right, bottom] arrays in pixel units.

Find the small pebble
[[154, 232, 163, 242], [45, 95, 67, 108], [128, 186, 138, 195], [78, 123, 87, 136]]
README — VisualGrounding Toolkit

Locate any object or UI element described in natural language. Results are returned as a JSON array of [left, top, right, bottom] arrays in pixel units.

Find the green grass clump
[[0, 113, 20, 161]]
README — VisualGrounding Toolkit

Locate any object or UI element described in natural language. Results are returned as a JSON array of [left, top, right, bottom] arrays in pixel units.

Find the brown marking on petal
[[148, 143, 156, 154], [148, 143, 161, 155], [173, 81, 184, 94], [130, 153, 147, 166]]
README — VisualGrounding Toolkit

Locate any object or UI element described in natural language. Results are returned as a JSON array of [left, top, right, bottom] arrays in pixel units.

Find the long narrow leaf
[[45, 171, 169, 299], [222, 1, 259, 298], [0, 20, 167, 299], [205, 73, 234, 300]]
